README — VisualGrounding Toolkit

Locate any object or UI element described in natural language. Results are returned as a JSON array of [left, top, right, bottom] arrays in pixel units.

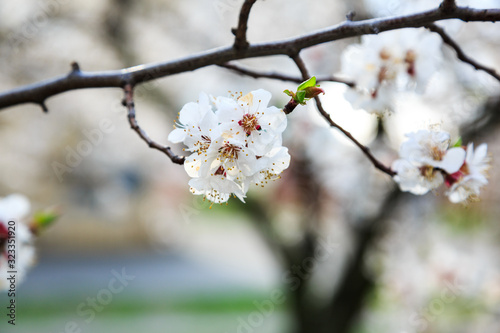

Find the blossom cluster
[[392, 130, 490, 203], [340, 28, 442, 115], [168, 89, 290, 205], [0, 194, 36, 291]]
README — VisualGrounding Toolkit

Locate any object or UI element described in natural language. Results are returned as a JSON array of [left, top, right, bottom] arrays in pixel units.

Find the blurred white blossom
[[340, 28, 442, 115], [392, 130, 465, 195], [392, 130, 491, 203], [446, 143, 490, 203], [0, 194, 35, 291]]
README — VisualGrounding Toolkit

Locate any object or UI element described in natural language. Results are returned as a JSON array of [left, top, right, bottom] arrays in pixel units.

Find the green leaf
[[33, 211, 59, 229], [297, 76, 317, 91], [283, 89, 294, 97], [296, 91, 306, 104], [453, 137, 463, 148]]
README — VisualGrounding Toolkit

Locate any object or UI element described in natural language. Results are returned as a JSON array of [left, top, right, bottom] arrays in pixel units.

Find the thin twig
[[346, 11, 356, 21], [232, 0, 258, 49], [326, 188, 402, 332], [291, 54, 396, 177], [426, 23, 500, 83], [1, 5, 499, 111], [220, 62, 356, 87], [123, 84, 185, 165]]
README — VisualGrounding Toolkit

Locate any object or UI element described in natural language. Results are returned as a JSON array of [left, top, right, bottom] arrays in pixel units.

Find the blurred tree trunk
[[288, 190, 401, 333]]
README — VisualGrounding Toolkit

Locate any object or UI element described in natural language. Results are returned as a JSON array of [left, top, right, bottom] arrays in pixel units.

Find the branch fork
[[123, 84, 185, 165]]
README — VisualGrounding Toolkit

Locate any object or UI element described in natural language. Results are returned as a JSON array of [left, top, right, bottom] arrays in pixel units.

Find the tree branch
[[323, 188, 402, 333], [232, 0, 258, 49], [220, 62, 356, 87], [291, 54, 396, 177], [440, 0, 457, 12], [426, 23, 500, 83], [1, 5, 499, 111], [123, 84, 185, 165]]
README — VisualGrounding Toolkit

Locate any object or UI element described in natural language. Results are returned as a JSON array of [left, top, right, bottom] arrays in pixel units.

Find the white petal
[[471, 143, 488, 166], [392, 159, 443, 194], [247, 89, 272, 114], [260, 106, 287, 134], [393, 159, 430, 195], [198, 108, 218, 134], [216, 99, 241, 124], [0, 194, 31, 222], [436, 147, 466, 173], [178, 102, 202, 125], [167, 128, 187, 143], [184, 154, 203, 178]]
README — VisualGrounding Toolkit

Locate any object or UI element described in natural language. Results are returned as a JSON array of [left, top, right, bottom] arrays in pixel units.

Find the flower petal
[[437, 147, 466, 174]]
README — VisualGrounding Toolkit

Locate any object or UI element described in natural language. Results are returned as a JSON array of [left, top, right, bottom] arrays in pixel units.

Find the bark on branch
[[232, 0, 258, 49], [219, 62, 355, 87], [426, 23, 500, 83], [290, 54, 396, 177], [0, 5, 499, 111], [123, 84, 185, 164]]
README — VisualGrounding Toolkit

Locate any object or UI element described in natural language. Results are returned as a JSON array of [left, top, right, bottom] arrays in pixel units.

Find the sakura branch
[[219, 62, 355, 87], [232, 0, 258, 49], [440, 0, 457, 12], [0, 1, 497, 204], [1, 4, 499, 111], [123, 84, 185, 165], [426, 23, 500, 83], [290, 54, 397, 177]]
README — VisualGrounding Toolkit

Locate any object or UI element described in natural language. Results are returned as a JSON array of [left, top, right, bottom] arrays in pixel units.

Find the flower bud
[[304, 86, 325, 99]]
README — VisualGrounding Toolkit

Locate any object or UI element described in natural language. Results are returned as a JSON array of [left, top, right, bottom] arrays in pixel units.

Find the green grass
[[16, 291, 286, 318]]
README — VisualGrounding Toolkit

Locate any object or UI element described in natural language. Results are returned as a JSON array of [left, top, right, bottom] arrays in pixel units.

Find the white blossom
[[214, 89, 287, 155], [446, 143, 490, 203], [167, 92, 218, 151], [188, 135, 263, 181], [189, 175, 246, 204], [0, 194, 36, 291], [241, 146, 291, 193], [340, 28, 442, 114], [392, 158, 443, 195], [398, 130, 466, 173], [392, 130, 466, 195], [169, 89, 290, 204]]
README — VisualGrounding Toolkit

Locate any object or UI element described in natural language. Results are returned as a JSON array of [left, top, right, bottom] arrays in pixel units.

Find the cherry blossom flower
[[340, 28, 442, 114], [214, 89, 287, 155], [169, 89, 290, 205], [0, 194, 36, 291], [392, 130, 466, 195], [446, 143, 490, 203], [241, 146, 291, 193], [167, 92, 217, 151], [189, 175, 246, 204], [398, 130, 466, 173], [201, 136, 262, 177]]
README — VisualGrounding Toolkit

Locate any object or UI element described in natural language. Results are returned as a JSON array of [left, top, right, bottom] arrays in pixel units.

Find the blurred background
[[0, 0, 499, 332]]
